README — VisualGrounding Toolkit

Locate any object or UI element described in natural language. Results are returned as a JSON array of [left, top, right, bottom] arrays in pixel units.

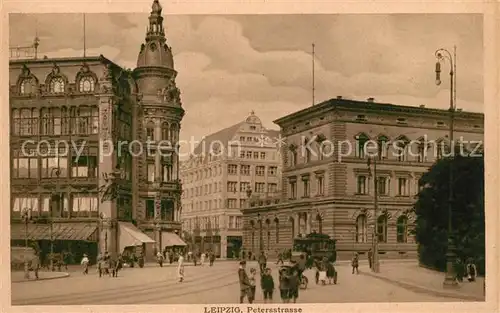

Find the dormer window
[[250, 126, 256, 130], [20, 78, 36, 95], [79, 76, 95, 93], [49, 77, 65, 94]]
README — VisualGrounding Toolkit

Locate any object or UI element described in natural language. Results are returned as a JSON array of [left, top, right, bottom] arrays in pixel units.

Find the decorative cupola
[[136, 0, 174, 69]]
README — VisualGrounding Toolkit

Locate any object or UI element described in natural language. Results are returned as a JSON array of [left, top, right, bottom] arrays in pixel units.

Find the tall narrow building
[[133, 0, 186, 254]]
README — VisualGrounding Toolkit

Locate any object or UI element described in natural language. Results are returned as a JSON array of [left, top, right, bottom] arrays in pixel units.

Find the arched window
[[395, 136, 410, 162], [290, 150, 298, 166], [146, 121, 155, 141], [316, 214, 323, 234], [274, 218, 279, 243], [170, 123, 178, 144], [377, 135, 389, 160], [356, 214, 367, 243], [397, 215, 408, 243], [355, 133, 369, 158], [377, 214, 388, 243], [49, 77, 65, 94], [20, 77, 36, 95], [79, 76, 95, 93], [162, 122, 169, 141]]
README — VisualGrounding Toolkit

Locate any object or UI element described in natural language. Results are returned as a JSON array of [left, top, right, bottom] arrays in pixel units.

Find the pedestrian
[[242, 250, 246, 260], [466, 258, 477, 282], [454, 257, 464, 282], [276, 251, 284, 265], [258, 251, 267, 273], [318, 257, 328, 285], [29, 252, 40, 280], [168, 250, 174, 265], [81, 253, 89, 275], [102, 252, 111, 276], [288, 266, 300, 303], [200, 252, 206, 266], [279, 266, 291, 303], [96, 253, 103, 277], [193, 252, 198, 266], [261, 268, 275, 303], [157, 251, 164, 267], [114, 254, 123, 277], [248, 268, 257, 303], [209, 251, 216, 266], [351, 253, 359, 274], [177, 252, 185, 282], [238, 260, 253, 304], [367, 249, 373, 269]]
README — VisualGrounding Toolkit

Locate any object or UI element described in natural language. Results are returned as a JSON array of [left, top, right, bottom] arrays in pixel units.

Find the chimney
[[367, 97, 375, 102], [336, 96, 342, 99]]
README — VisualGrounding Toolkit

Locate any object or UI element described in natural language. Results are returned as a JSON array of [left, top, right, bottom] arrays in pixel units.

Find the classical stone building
[[180, 112, 281, 258], [9, 0, 185, 263], [242, 97, 484, 260]]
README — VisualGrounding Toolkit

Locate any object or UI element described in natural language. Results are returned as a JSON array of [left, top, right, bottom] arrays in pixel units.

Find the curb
[[359, 271, 484, 301], [12, 272, 70, 284]]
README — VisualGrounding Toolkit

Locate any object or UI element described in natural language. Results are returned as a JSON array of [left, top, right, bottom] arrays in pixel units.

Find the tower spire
[[146, 0, 165, 43]]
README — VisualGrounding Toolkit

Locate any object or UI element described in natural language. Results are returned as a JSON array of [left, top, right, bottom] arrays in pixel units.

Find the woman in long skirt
[[177, 253, 185, 282], [200, 252, 206, 266]]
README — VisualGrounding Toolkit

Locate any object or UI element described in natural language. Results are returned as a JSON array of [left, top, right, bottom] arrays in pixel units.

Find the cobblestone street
[[12, 261, 463, 305]]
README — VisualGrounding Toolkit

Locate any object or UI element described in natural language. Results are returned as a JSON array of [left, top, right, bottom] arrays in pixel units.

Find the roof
[[9, 54, 125, 70], [192, 122, 245, 156], [273, 97, 484, 127]]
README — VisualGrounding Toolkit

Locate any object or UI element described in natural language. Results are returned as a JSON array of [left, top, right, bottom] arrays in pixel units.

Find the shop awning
[[118, 222, 156, 250], [10, 223, 98, 241], [161, 232, 187, 247]]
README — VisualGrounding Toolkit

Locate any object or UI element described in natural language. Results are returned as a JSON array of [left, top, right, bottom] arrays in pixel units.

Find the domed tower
[[133, 0, 185, 254]]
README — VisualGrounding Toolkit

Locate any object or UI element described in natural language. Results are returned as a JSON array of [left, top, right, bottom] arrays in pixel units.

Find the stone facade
[[242, 97, 484, 260], [180, 112, 281, 258], [9, 0, 184, 262]]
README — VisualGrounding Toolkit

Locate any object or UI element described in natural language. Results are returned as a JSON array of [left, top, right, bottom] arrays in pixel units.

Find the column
[[306, 212, 311, 234], [220, 231, 227, 259], [154, 189, 161, 252], [294, 213, 300, 237], [97, 67, 118, 257]]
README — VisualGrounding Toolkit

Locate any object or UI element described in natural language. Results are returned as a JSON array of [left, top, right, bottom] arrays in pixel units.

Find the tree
[[413, 152, 484, 275]]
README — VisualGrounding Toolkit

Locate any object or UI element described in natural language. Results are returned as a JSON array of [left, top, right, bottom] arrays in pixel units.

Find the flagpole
[[83, 13, 86, 57], [312, 43, 315, 106]]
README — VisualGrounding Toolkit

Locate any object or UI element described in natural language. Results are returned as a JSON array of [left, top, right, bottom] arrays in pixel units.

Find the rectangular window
[[316, 176, 324, 195], [71, 153, 98, 178], [239, 199, 246, 209], [227, 164, 238, 175], [12, 196, 39, 218], [240, 182, 250, 192], [255, 182, 265, 193], [260, 152, 266, 160], [12, 149, 38, 179], [246, 151, 253, 158], [398, 177, 408, 196], [268, 166, 277, 176], [357, 176, 367, 194], [240, 165, 250, 175], [227, 199, 237, 209], [145, 199, 155, 219], [227, 181, 237, 192], [267, 183, 277, 193], [302, 179, 310, 197], [147, 163, 155, 182], [253, 152, 259, 159], [71, 195, 98, 217], [236, 216, 242, 229], [377, 177, 388, 196], [289, 180, 296, 198], [240, 150, 246, 158], [255, 166, 265, 176], [41, 148, 68, 178]]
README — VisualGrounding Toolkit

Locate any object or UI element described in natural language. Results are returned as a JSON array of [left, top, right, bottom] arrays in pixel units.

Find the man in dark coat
[[238, 261, 252, 304], [258, 251, 267, 273]]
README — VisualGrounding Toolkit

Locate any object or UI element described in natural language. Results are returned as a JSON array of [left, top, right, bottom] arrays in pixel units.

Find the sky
[[10, 12, 483, 149]]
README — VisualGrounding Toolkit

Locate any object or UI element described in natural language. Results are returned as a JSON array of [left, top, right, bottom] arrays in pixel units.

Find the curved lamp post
[[435, 46, 458, 288]]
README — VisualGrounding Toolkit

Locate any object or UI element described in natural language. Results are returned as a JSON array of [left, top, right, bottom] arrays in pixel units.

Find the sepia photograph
[[4, 0, 495, 310]]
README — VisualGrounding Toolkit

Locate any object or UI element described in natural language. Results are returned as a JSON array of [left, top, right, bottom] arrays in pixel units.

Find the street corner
[[11, 271, 70, 283]]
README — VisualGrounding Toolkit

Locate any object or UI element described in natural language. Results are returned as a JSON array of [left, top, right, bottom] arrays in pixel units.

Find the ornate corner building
[[180, 112, 282, 258], [241, 97, 484, 260], [9, 0, 185, 263]]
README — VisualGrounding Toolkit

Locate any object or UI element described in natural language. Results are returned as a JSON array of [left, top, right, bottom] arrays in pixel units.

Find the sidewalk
[[11, 271, 70, 283], [358, 261, 485, 301]]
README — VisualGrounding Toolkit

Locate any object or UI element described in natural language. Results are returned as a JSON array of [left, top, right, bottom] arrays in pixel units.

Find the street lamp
[[49, 168, 61, 271], [435, 46, 458, 288], [367, 156, 380, 273], [21, 207, 32, 279]]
